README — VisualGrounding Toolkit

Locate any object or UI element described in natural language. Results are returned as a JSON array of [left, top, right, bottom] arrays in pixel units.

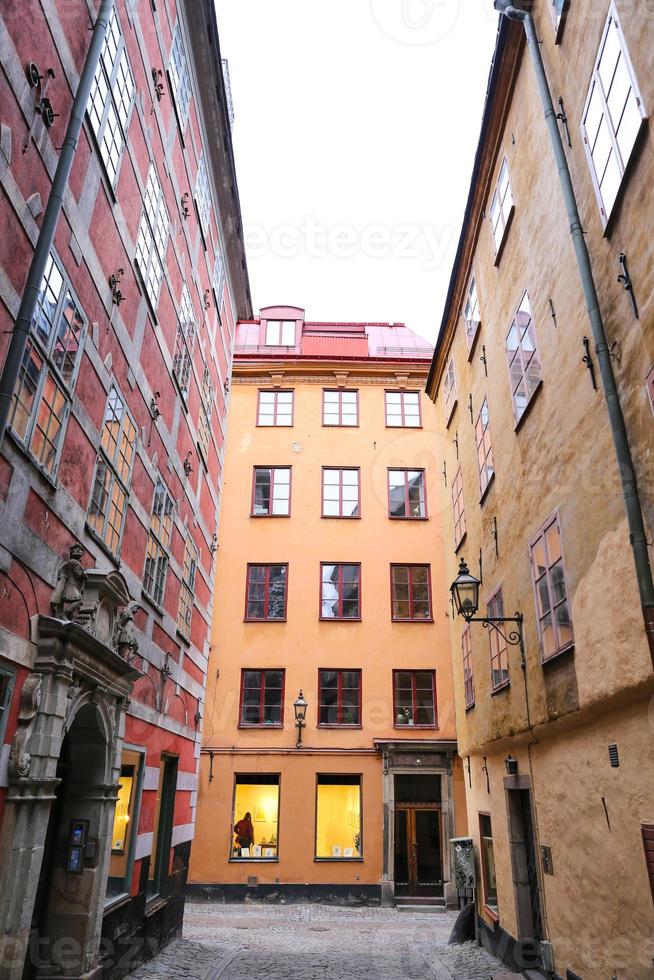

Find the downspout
[[0, 0, 115, 448], [495, 1, 654, 664]]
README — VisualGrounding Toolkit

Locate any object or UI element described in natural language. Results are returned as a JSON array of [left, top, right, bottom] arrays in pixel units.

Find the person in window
[[234, 812, 254, 851]]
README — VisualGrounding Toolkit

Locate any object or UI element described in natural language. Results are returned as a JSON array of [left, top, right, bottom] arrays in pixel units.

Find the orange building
[[189, 306, 467, 905]]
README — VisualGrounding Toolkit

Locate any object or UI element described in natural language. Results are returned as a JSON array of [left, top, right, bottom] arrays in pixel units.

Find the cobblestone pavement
[[126, 903, 506, 980]]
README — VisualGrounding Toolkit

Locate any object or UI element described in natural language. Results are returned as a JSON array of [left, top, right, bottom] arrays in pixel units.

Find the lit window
[[475, 399, 494, 497], [172, 283, 196, 396], [9, 252, 86, 478], [107, 749, 143, 902], [388, 469, 426, 519], [252, 467, 291, 516], [169, 23, 191, 131], [385, 390, 421, 427], [257, 390, 294, 426], [239, 670, 284, 726], [135, 166, 169, 309], [87, 8, 134, 186], [322, 468, 360, 519], [177, 534, 198, 641], [316, 774, 361, 859], [462, 626, 474, 709], [506, 292, 542, 424], [451, 468, 466, 549], [265, 320, 296, 346], [322, 389, 358, 426], [245, 564, 288, 621], [393, 670, 436, 726], [232, 774, 279, 859], [195, 154, 212, 241], [318, 670, 361, 726], [490, 158, 514, 255], [87, 386, 137, 556], [464, 277, 481, 353], [320, 563, 361, 620], [582, 4, 646, 226], [197, 363, 214, 463], [143, 479, 174, 607], [488, 590, 509, 692], [391, 565, 432, 621], [529, 512, 574, 661], [443, 359, 457, 425], [479, 814, 498, 913]]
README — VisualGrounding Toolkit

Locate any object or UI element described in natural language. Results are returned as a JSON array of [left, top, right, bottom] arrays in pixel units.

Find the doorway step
[[394, 896, 447, 913]]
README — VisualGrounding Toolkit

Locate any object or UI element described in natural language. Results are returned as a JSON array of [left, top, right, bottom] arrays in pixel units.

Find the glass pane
[[316, 781, 361, 858], [233, 780, 279, 859]]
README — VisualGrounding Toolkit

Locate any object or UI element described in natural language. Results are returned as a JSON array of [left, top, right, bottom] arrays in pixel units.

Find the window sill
[[256, 423, 295, 428], [314, 857, 363, 863], [513, 380, 543, 433], [466, 325, 481, 361], [393, 724, 438, 731], [541, 642, 575, 666], [391, 618, 434, 625], [317, 724, 363, 730], [237, 724, 284, 730], [141, 589, 164, 617], [175, 628, 191, 648], [229, 858, 279, 864], [319, 617, 363, 623], [490, 682, 510, 697], [465, 702, 475, 712], [251, 513, 291, 518], [454, 531, 467, 555], [103, 893, 130, 915], [482, 904, 499, 924], [388, 515, 429, 522], [243, 618, 287, 624], [322, 423, 360, 428], [385, 424, 423, 430], [85, 523, 122, 567], [444, 400, 457, 429], [479, 472, 495, 506], [144, 896, 168, 917], [492, 205, 515, 267], [321, 515, 362, 521]]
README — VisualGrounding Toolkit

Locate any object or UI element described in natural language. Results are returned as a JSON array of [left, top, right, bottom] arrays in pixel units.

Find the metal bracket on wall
[[465, 756, 472, 788], [442, 460, 447, 487], [492, 516, 499, 558], [481, 757, 490, 794], [549, 297, 558, 328], [582, 336, 598, 391], [468, 393, 473, 424], [452, 431, 459, 459], [617, 252, 639, 319], [480, 345, 488, 377], [556, 96, 572, 148]]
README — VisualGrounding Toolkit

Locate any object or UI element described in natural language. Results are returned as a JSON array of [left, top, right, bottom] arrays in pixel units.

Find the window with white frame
[[177, 534, 198, 640], [135, 166, 169, 309], [197, 362, 214, 462], [9, 252, 86, 478], [172, 284, 196, 396], [257, 390, 294, 426], [169, 22, 192, 131], [322, 389, 358, 426], [443, 358, 457, 425], [506, 292, 542, 424], [464, 277, 481, 352], [385, 390, 421, 427], [462, 626, 474, 709], [452, 467, 466, 549], [195, 155, 212, 241], [529, 512, 574, 662], [87, 386, 137, 556], [490, 158, 514, 255], [582, 4, 646, 226], [475, 399, 494, 497], [213, 250, 225, 311], [144, 479, 174, 607], [265, 320, 296, 346], [252, 467, 291, 516], [87, 8, 134, 187]]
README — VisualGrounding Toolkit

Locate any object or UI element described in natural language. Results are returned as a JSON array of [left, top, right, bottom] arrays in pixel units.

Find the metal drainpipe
[[495, 1, 654, 663], [0, 0, 115, 449]]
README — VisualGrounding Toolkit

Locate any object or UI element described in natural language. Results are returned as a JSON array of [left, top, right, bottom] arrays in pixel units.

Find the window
[[315, 775, 361, 859], [321, 564, 361, 620], [393, 671, 436, 726], [252, 467, 291, 516], [143, 479, 174, 607], [318, 670, 361, 726], [177, 534, 198, 641], [239, 670, 284, 726], [245, 564, 288, 621], [642, 824, 654, 905], [322, 389, 358, 426], [9, 252, 86, 479], [168, 23, 191, 131], [388, 469, 426, 519], [451, 468, 466, 549], [107, 749, 143, 902], [197, 363, 214, 462], [582, 5, 646, 226], [479, 814, 498, 913], [475, 399, 494, 497], [506, 292, 542, 425], [391, 565, 432, 621], [462, 626, 474, 709], [529, 513, 573, 661], [443, 359, 457, 425], [257, 390, 293, 426], [232, 774, 279, 860], [490, 158, 514, 255], [172, 284, 196, 396], [265, 320, 296, 346], [647, 366, 654, 416], [213, 251, 225, 311], [87, 8, 134, 186], [385, 390, 421, 427], [464, 277, 481, 353], [135, 166, 169, 309], [488, 590, 509, 692], [87, 386, 137, 556], [322, 468, 360, 518], [147, 755, 177, 898], [195, 154, 211, 241], [0, 666, 15, 746]]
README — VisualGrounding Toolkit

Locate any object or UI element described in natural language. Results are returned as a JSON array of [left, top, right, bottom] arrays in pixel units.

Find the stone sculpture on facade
[[51, 542, 87, 621], [113, 601, 140, 663], [7, 673, 43, 779]]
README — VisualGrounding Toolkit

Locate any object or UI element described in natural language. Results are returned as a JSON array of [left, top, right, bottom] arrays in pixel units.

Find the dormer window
[[265, 320, 296, 346]]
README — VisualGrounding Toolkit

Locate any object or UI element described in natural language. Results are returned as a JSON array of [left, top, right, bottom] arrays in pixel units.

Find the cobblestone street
[[127, 903, 505, 980]]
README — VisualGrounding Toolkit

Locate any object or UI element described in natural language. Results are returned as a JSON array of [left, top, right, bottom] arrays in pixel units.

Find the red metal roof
[[301, 334, 369, 358]]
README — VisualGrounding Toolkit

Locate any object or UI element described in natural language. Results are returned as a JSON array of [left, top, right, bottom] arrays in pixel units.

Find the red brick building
[[0, 1, 250, 976]]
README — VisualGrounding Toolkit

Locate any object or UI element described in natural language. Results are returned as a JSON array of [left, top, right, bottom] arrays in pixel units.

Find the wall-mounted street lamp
[[505, 755, 519, 776], [450, 558, 525, 658], [293, 691, 308, 749]]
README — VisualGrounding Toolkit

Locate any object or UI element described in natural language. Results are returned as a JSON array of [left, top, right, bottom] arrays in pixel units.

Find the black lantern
[[505, 755, 519, 776], [450, 558, 481, 621], [294, 691, 308, 748]]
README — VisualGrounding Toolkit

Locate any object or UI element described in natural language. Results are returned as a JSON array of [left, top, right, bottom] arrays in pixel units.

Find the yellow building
[[189, 305, 467, 906], [427, 3, 654, 977]]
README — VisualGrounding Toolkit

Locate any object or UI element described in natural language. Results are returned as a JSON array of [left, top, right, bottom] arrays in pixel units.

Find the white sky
[[215, 1, 499, 344]]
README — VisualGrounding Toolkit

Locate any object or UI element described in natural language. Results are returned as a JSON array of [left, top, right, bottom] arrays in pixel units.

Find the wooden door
[[394, 805, 443, 896]]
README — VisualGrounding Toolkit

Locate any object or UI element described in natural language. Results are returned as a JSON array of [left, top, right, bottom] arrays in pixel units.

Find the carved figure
[[113, 602, 140, 661], [8, 674, 42, 779], [51, 543, 87, 621]]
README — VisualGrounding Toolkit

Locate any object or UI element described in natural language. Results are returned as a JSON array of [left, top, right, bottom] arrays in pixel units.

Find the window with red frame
[[257, 389, 294, 426], [529, 514, 573, 661], [385, 390, 421, 427], [393, 671, 436, 726], [646, 366, 654, 415], [322, 389, 358, 426], [462, 626, 474, 709], [506, 293, 542, 424], [318, 670, 361, 726], [388, 469, 426, 519], [252, 467, 291, 516], [443, 359, 457, 425], [452, 468, 466, 549], [488, 590, 509, 691], [391, 565, 431, 621], [464, 276, 481, 353], [475, 399, 494, 497], [240, 670, 284, 726], [320, 564, 360, 619], [245, 564, 288, 621], [322, 468, 360, 518]]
